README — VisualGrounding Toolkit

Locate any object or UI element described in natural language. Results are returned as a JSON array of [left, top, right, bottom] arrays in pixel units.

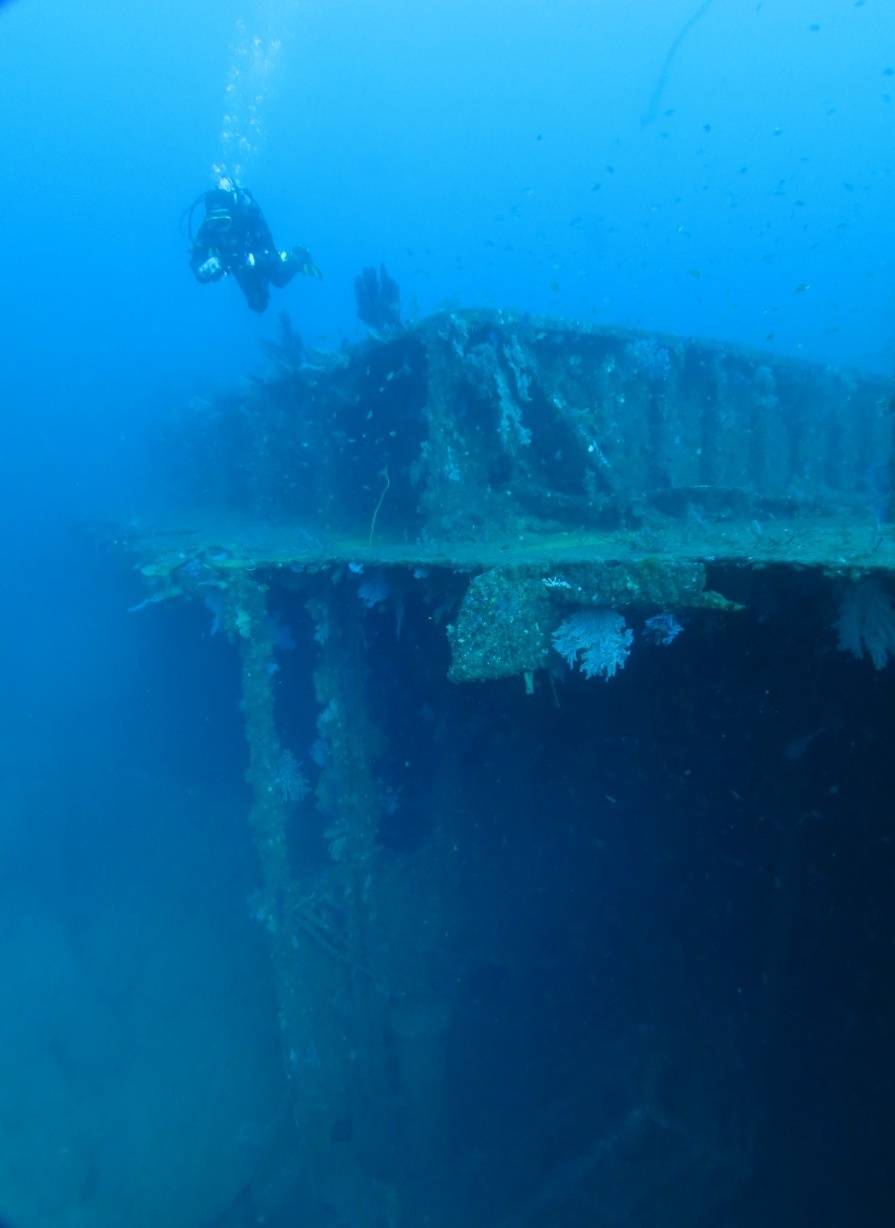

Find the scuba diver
[[184, 179, 321, 313]]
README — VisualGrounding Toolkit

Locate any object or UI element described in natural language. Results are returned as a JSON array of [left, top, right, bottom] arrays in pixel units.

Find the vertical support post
[[310, 585, 393, 1151], [225, 576, 304, 1040]]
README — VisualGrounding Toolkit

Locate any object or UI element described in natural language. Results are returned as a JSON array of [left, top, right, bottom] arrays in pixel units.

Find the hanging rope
[[640, 0, 718, 129]]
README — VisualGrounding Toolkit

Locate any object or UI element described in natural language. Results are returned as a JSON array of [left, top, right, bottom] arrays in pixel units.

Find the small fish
[[785, 729, 823, 762], [794, 282, 810, 293]]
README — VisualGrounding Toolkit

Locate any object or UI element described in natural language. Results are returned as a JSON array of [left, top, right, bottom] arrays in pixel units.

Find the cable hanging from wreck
[[640, 0, 718, 129]]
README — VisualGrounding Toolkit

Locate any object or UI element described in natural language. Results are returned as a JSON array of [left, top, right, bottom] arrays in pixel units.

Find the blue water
[[0, 2, 893, 1225]]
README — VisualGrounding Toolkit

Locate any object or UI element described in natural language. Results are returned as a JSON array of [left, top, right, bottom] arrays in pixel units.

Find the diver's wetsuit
[[189, 186, 319, 313]]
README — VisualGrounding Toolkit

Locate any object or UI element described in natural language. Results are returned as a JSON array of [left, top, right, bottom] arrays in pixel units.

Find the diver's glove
[[196, 255, 223, 282], [287, 245, 322, 278]]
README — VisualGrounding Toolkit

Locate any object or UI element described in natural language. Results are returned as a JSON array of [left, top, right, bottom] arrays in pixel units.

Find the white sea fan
[[552, 609, 633, 680], [277, 749, 310, 802], [834, 579, 895, 670]]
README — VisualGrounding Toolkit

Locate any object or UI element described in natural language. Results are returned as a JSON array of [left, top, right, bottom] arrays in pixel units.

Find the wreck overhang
[[125, 308, 893, 684]]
